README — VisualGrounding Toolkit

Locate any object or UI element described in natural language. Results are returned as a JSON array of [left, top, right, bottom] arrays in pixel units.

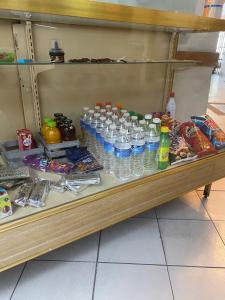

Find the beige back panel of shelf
[[0, 20, 25, 141], [33, 23, 170, 131]]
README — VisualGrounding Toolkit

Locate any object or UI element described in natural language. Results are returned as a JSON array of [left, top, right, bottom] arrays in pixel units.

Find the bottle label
[[132, 145, 145, 155], [114, 147, 131, 158], [145, 141, 160, 151], [96, 132, 103, 144], [104, 141, 114, 153], [90, 127, 96, 136], [80, 119, 85, 129], [159, 147, 169, 162]]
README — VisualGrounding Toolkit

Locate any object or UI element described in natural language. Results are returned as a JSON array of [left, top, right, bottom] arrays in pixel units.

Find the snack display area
[[1, 0, 225, 272]]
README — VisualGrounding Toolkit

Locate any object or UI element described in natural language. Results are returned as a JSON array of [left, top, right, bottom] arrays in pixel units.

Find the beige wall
[[33, 23, 170, 131], [0, 20, 25, 141]]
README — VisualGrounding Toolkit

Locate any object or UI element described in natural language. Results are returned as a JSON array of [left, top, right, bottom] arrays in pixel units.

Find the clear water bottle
[[131, 127, 145, 177], [101, 120, 113, 165], [94, 105, 101, 113], [124, 112, 131, 122], [100, 108, 106, 116], [139, 119, 146, 131], [112, 107, 118, 116], [131, 115, 138, 130], [80, 107, 89, 144], [86, 109, 95, 150], [104, 124, 117, 174], [90, 112, 100, 156], [117, 117, 125, 132], [124, 121, 133, 138], [145, 114, 152, 127], [106, 104, 112, 112], [114, 128, 132, 181], [145, 124, 160, 171], [112, 114, 119, 125], [96, 116, 106, 161], [106, 111, 113, 120]]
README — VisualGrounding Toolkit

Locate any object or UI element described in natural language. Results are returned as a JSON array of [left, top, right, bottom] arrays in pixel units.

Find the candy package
[[169, 134, 197, 165], [73, 155, 103, 173], [64, 173, 101, 185], [48, 160, 74, 174], [0, 166, 30, 181], [28, 180, 50, 208], [66, 147, 90, 163], [191, 114, 225, 150], [12, 179, 34, 207], [179, 122, 217, 157]]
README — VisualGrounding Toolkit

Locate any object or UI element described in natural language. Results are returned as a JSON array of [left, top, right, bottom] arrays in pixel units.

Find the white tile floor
[[1, 180, 225, 300]]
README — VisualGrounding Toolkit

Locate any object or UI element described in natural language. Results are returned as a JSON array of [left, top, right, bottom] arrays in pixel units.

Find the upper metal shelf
[[0, 60, 199, 66], [0, 0, 225, 33]]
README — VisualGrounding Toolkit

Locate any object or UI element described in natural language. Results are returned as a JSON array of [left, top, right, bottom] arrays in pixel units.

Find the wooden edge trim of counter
[[0, 0, 225, 32], [0, 151, 225, 233]]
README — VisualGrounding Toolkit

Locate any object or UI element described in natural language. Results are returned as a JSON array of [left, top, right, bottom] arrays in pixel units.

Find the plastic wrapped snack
[[73, 155, 103, 173], [12, 180, 34, 207], [28, 180, 50, 208], [64, 173, 101, 185], [0, 166, 30, 181], [169, 134, 197, 165], [179, 122, 217, 157], [191, 114, 225, 150]]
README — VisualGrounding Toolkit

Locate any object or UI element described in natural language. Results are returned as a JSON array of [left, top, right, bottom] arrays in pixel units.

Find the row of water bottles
[[80, 105, 167, 181]]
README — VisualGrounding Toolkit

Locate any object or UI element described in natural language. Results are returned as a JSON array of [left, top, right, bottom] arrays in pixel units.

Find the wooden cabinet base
[[0, 152, 225, 272]]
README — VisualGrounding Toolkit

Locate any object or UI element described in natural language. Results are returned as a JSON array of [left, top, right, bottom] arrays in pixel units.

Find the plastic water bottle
[[96, 116, 106, 161], [104, 124, 117, 174], [100, 108, 106, 116], [131, 127, 145, 177], [124, 112, 131, 122], [131, 115, 138, 130], [106, 111, 113, 120], [112, 107, 118, 116], [80, 107, 89, 144], [139, 119, 146, 131], [106, 104, 112, 112], [101, 120, 113, 165], [114, 128, 132, 181], [86, 109, 94, 150], [90, 112, 100, 156], [94, 105, 101, 113], [117, 117, 125, 132], [145, 124, 160, 171], [166, 92, 176, 120], [145, 114, 152, 127]]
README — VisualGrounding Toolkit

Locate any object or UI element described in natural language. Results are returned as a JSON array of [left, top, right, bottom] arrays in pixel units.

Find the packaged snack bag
[[169, 134, 197, 165], [191, 115, 225, 150], [17, 128, 34, 151], [179, 122, 217, 157], [0, 188, 12, 219]]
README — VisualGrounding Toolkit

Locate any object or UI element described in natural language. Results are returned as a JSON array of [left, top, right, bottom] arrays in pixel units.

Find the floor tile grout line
[[197, 192, 225, 248], [98, 261, 225, 269], [91, 231, 101, 300], [34, 258, 97, 263], [156, 210, 175, 300], [9, 262, 27, 300]]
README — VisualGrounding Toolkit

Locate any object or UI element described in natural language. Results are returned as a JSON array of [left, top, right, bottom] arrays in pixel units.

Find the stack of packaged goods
[[79, 102, 225, 181]]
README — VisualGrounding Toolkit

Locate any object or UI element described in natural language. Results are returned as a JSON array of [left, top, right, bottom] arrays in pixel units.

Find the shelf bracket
[[13, 21, 43, 133]]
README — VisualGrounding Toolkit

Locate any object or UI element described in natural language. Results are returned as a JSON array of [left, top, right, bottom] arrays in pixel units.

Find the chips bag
[[179, 121, 217, 157], [191, 115, 225, 150]]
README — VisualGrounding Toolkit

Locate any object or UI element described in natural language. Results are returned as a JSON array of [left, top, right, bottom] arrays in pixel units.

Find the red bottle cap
[[170, 92, 175, 97], [96, 102, 103, 107]]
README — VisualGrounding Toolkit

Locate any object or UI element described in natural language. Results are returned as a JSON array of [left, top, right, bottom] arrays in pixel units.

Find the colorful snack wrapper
[[169, 134, 197, 165], [0, 188, 12, 219], [179, 122, 217, 158], [191, 114, 225, 150], [73, 155, 103, 173]]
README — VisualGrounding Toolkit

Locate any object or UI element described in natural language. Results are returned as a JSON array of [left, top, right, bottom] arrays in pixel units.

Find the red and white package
[[17, 129, 34, 151], [179, 122, 217, 158]]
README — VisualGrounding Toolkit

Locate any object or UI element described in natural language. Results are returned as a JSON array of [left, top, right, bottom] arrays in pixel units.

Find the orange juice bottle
[[41, 118, 52, 138], [45, 120, 61, 144]]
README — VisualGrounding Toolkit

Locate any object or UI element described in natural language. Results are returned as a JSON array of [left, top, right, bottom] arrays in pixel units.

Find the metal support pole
[[203, 184, 212, 199]]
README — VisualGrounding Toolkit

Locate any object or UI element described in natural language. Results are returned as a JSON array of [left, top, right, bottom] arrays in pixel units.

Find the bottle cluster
[[80, 103, 170, 181]]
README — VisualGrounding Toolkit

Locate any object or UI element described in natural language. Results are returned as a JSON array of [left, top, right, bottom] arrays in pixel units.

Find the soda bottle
[[114, 128, 132, 181], [158, 126, 170, 170], [144, 124, 160, 171], [104, 124, 117, 174], [131, 127, 145, 177]]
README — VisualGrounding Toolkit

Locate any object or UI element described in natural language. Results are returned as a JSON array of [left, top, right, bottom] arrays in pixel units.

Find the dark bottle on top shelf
[[62, 119, 76, 141]]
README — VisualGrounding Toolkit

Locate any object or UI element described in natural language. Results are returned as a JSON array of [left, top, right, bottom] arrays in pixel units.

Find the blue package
[[66, 147, 90, 163], [17, 59, 33, 64]]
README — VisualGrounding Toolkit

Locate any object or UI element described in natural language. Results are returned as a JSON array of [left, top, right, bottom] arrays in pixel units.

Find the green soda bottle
[[158, 126, 170, 170]]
